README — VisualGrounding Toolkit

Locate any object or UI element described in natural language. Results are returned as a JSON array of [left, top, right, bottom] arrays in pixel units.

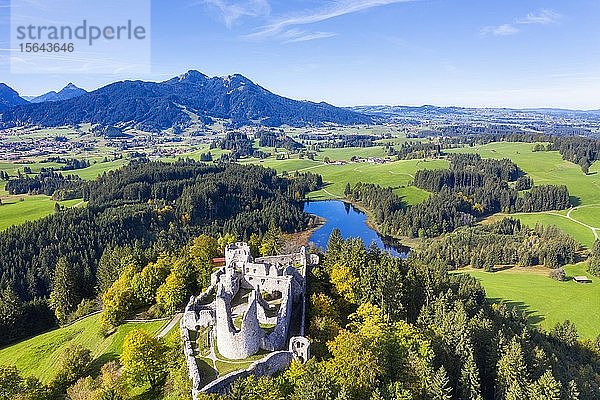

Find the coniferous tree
[[344, 182, 352, 197], [588, 240, 600, 276], [567, 380, 580, 400], [259, 220, 283, 256], [496, 339, 529, 400], [49, 257, 81, 323], [430, 367, 452, 400], [459, 353, 483, 400], [528, 370, 561, 400]]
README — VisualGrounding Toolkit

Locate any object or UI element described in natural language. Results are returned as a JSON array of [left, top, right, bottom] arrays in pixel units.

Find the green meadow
[[72, 159, 129, 180], [570, 205, 600, 228], [241, 152, 447, 206], [449, 142, 600, 214], [460, 263, 599, 339], [0, 314, 168, 383], [485, 212, 597, 248], [0, 195, 82, 231], [446, 142, 600, 247], [0, 159, 126, 232]]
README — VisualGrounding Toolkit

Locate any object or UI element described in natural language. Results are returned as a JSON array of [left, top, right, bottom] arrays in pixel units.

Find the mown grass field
[[460, 263, 599, 339], [0, 314, 167, 383], [242, 153, 448, 206], [570, 205, 600, 228], [0, 159, 127, 232], [484, 212, 597, 248], [448, 142, 600, 247], [73, 159, 129, 180], [0, 195, 82, 231], [449, 142, 600, 205]]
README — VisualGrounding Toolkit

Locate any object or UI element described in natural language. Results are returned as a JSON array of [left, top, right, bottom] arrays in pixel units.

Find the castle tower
[[215, 285, 264, 359]]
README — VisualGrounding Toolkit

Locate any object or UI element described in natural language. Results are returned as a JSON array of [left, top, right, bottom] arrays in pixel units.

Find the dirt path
[[388, 170, 414, 178], [297, 163, 326, 172], [492, 205, 600, 241], [322, 188, 342, 198], [561, 204, 600, 240], [157, 312, 182, 338]]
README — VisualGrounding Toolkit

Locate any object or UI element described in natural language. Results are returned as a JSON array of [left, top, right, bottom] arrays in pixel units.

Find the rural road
[[562, 204, 600, 240]]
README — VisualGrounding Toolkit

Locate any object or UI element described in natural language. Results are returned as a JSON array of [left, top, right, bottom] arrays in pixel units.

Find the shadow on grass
[[88, 352, 119, 377], [570, 196, 582, 207], [487, 297, 544, 325], [197, 358, 218, 387], [492, 265, 514, 272]]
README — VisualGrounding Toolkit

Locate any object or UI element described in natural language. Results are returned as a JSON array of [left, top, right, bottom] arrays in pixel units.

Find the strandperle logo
[[10, 0, 151, 74], [15, 20, 147, 46]]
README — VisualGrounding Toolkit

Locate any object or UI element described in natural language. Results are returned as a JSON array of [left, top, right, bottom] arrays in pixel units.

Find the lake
[[303, 200, 409, 258]]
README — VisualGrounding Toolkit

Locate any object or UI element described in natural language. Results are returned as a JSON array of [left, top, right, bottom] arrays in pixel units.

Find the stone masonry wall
[[200, 351, 294, 395]]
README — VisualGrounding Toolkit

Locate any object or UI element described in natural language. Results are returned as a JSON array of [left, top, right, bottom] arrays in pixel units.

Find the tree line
[[5, 170, 83, 199], [416, 133, 600, 174], [298, 133, 379, 148], [415, 217, 579, 270], [347, 154, 571, 239], [257, 131, 304, 151]]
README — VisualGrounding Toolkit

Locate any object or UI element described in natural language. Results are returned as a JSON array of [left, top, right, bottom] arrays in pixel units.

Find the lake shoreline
[[302, 199, 411, 257]]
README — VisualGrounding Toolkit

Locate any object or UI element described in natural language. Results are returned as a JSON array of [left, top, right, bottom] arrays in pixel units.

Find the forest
[[348, 153, 571, 238], [0, 160, 322, 345], [4, 229, 597, 400], [5, 170, 84, 199], [298, 133, 379, 148], [257, 131, 304, 151], [416, 218, 579, 270]]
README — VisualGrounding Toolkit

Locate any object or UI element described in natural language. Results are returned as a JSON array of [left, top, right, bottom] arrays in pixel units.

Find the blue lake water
[[303, 200, 409, 258]]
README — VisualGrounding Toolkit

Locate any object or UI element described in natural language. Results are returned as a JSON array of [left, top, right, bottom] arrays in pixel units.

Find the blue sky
[[1, 0, 600, 109]]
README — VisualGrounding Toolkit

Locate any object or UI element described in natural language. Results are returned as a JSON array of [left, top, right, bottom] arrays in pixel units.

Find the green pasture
[[0, 314, 167, 383], [461, 263, 599, 339]]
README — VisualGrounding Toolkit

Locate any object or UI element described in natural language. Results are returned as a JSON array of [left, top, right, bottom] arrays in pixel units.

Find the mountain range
[[0, 71, 370, 131], [0, 84, 29, 111], [350, 104, 600, 119], [27, 83, 87, 104]]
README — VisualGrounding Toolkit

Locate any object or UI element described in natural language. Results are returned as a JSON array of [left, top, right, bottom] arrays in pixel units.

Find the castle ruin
[[180, 243, 316, 396]]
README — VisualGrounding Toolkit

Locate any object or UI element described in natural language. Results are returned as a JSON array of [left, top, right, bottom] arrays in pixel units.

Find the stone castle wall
[[200, 351, 294, 395], [181, 242, 313, 399]]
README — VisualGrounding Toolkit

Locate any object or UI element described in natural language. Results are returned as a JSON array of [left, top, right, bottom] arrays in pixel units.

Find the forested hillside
[[0, 71, 371, 130], [0, 161, 322, 345], [198, 231, 600, 400]]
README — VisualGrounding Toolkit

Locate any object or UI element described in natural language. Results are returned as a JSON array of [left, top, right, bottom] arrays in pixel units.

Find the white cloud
[[481, 24, 519, 36], [201, 0, 270, 28], [280, 29, 337, 44], [247, 0, 416, 41], [481, 9, 561, 37], [516, 9, 561, 25]]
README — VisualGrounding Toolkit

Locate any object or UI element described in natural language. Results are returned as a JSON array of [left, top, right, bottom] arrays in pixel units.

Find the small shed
[[573, 276, 592, 284]]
